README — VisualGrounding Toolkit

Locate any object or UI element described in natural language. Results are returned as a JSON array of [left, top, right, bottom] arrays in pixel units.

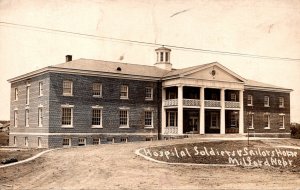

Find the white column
[[161, 88, 166, 134], [200, 87, 205, 134], [220, 88, 225, 134], [239, 90, 244, 134], [178, 85, 183, 135]]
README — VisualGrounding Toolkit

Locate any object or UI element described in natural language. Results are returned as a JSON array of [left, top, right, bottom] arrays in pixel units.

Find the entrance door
[[188, 116, 199, 133]]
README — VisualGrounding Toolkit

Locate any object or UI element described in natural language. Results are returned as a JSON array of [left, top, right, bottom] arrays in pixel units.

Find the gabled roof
[[245, 79, 293, 92], [163, 62, 246, 82], [51, 58, 169, 78]]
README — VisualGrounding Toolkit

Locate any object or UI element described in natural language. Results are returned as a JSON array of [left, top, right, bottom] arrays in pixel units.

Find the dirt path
[[1, 138, 300, 189]]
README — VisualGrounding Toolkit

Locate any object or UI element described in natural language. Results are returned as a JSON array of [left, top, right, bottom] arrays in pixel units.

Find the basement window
[[63, 138, 71, 146], [78, 138, 86, 146], [120, 137, 128, 143]]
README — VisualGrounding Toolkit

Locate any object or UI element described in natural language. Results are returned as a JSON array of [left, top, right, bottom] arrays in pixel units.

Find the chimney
[[66, 55, 72, 62]]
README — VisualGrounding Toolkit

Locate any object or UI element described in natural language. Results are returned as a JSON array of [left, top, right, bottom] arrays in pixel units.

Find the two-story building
[[8, 47, 292, 148]]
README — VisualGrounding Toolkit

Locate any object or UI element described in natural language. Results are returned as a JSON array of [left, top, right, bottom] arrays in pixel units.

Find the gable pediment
[[182, 63, 245, 83]]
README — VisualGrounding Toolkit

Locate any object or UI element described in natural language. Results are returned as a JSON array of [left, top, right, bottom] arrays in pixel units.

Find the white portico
[[160, 62, 245, 136]]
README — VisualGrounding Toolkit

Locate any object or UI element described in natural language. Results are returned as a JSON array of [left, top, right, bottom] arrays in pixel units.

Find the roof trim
[[245, 85, 293, 92]]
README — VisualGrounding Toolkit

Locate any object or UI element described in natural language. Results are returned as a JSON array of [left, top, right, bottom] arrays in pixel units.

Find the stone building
[[8, 47, 292, 148]]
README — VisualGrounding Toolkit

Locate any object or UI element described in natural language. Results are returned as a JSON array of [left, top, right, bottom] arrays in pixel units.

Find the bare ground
[[1, 138, 300, 190]]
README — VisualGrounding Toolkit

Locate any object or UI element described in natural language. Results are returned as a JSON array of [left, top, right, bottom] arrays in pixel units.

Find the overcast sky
[[0, 0, 300, 122]]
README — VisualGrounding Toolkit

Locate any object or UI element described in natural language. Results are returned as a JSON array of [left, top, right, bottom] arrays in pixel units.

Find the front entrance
[[183, 110, 199, 134], [205, 110, 220, 133]]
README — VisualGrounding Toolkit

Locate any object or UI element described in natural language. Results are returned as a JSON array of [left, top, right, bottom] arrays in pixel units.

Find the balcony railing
[[163, 99, 178, 106], [204, 100, 221, 107], [164, 127, 178, 134], [183, 99, 201, 107], [225, 101, 240, 108]]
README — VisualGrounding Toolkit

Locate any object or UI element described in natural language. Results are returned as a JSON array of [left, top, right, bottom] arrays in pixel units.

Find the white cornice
[[245, 85, 293, 93]]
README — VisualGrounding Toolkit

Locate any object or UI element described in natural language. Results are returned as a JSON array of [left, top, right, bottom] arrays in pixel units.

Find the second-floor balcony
[[164, 99, 240, 108]]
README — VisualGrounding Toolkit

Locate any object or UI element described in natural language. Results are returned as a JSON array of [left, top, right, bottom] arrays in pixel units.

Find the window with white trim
[[230, 112, 237, 127], [247, 95, 253, 106], [92, 83, 102, 97], [25, 137, 28, 147], [167, 111, 177, 127], [120, 85, 128, 99], [39, 82, 43, 96], [264, 114, 270, 129], [120, 137, 128, 143], [38, 107, 43, 127], [119, 109, 129, 128], [264, 96, 270, 107], [63, 80, 73, 96], [62, 138, 71, 146], [25, 109, 29, 127], [14, 110, 18, 127], [26, 86, 30, 105], [92, 108, 102, 127], [14, 88, 18, 101], [38, 137, 42, 148], [165, 52, 169, 62], [160, 52, 164, 62], [93, 138, 100, 145], [145, 111, 153, 128], [61, 106, 73, 127], [78, 138, 86, 146], [279, 115, 285, 129], [145, 87, 153, 100], [279, 97, 284, 108]]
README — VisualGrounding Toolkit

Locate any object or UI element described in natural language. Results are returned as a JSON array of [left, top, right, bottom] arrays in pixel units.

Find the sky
[[0, 0, 300, 122]]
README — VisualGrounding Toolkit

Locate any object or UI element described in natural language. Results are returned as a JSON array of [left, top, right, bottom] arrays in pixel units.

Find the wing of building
[[8, 47, 292, 148]]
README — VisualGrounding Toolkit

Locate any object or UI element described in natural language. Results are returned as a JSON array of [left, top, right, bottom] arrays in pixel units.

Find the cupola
[[154, 46, 172, 71]]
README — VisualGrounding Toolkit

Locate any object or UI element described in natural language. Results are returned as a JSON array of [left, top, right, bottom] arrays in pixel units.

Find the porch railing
[[163, 99, 178, 106], [183, 99, 201, 107], [204, 100, 221, 107], [225, 101, 240, 108], [164, 127, 178, 134]]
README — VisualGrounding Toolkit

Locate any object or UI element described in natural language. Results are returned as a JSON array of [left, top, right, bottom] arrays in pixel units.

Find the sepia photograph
[[0, 0, 300, 189]]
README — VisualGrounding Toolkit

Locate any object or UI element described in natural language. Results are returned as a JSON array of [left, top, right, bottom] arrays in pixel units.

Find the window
[[93, 138, 100, 145], [38, 107, 43, 127], [167, 111, 177, 127], [264, 114, 270, 129], [25, 137, 28, 147], [279, 114, 285, 129], [165, 52, 169, 62], [210, 112, 219, 129], [92, 108, 102, 127], [248, 113, 254, 129], [230, 112, 237, 127], [14, 110, 18, 127], [63, 138, 71, 146], [61, 106, 73, 127], [13, 136, 17, 146], [120, 137, 128, 143], [145, 87, 153, 100], [247, 95, 253, 106], [119, 109, 129, 128], [63, 80, 73, 96], [26, 86, 30, 105], [92, 83, 102, 97], [230, 93, 237, 101], [145, 111, 153, 128], [160, 52, 164, 62], [279, 97, 284, 108], [38, 137, 42, 148], [25, 109, 29, 127], [14, 88, 18, 101], [120, 85, 128, 99], [39, 82, 43, 96], [264, 96, 270, 107], [78, 138, 86, 146]]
